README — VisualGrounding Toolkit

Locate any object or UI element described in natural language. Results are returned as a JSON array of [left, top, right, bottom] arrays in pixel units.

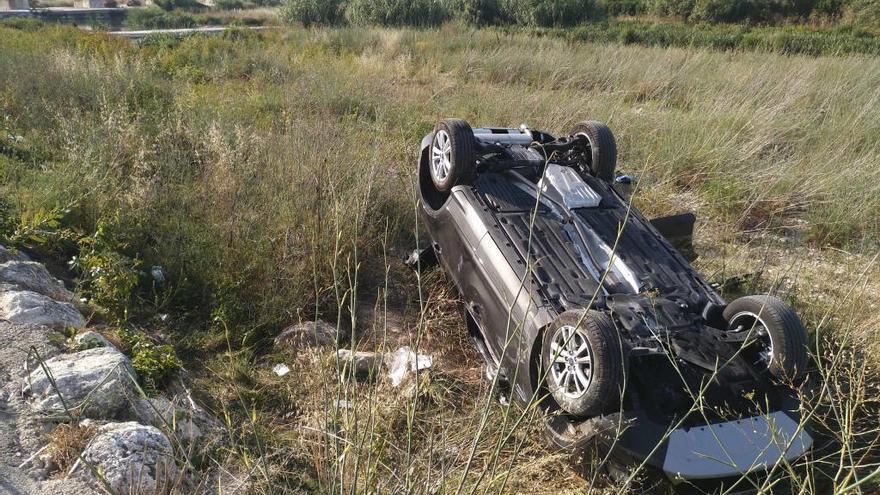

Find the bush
[[120, 329, 183, 391], [0, 18, 47, 31], [281, 0, 347, 26], [504, 0, 604, 26], [451, 0, 511, 25], [847, 0, 880, 33], [598, 0, 647, 15], [153, 0, 203, 10], [126, 8, 198, 29], [649, 0, 696, 17], [215, 0, 247, 9], [70, 214, 142, 321], [346, 0, 450, 26]]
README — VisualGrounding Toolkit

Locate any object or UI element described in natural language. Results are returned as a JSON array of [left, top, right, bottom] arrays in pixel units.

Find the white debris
[[272, 363, 290, 377], [388, 346, 433, 387]]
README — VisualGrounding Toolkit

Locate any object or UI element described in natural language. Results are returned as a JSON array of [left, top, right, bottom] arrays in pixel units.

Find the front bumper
[[662, 411, 812, 483]]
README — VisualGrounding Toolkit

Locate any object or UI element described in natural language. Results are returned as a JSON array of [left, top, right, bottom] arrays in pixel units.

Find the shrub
[[0, 18, 46, 31], [215, 0, 246, 9], [504, 0, 604, 26], [70, 214, 142, 321], [598, 0, 647, 15], [451, 0, 510, 25], [126, 8, 198, 29], [649, 0, 696, 17], [153, 0, 204, 10], [120, 329, 183, 391], [346, 0, 450, 26], [847, 0, 880, 33], [281, 0, 347, 26]]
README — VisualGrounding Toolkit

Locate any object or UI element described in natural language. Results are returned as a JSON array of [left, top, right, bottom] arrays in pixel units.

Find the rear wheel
[[570, 121, 617, 182], [430, 119, 476, 192], [543, 310, 624, 418], [724, 295, 809, 382]]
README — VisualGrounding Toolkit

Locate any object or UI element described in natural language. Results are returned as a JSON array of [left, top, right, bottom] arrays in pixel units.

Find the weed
[[46, 423, 98, 473]]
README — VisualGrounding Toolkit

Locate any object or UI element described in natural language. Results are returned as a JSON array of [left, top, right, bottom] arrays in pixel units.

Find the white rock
[[337, 349, 383, 379], [74, 331, 115, 350], [23, 347, 136, 418], [274, 320, 345, 349], [131, 395, 221, 446], [73, 422, 177, 494], [0, 290, 85, 329], [0, 261, 73, 302]]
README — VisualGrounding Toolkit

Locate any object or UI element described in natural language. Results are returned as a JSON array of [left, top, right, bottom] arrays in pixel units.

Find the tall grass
[[0, 24, 879, 493]]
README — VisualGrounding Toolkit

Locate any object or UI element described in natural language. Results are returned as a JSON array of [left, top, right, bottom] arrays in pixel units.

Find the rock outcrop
[[0, 261, 74, 302], [0, 245, 29, 264], [0, 290, 85, 329], [23, 347, 136, 418], [72, 422, 177, 494]]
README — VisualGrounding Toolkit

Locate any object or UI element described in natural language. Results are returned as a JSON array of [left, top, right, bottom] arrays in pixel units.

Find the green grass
[[0, 24, 879, 493], [560, 20, 880, 56]]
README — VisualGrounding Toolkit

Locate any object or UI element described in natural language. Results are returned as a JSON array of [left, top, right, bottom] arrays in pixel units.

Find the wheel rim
[[549, 324, 593, 399], [730, 311, 775, 370], [431, 130, 452, 183]]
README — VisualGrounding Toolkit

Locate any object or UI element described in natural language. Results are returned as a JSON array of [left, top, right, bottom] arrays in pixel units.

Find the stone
[[337, 349, 383, 379], [274, 320, 345, 349], [0, 290, 85, 329], [131, 395, 221, 446], [0, 245, 29, 264], [74, 331, 115, 350], [73, 422, 177, 494], [0, 261, 74, 302], [23, 347, 137, 418]]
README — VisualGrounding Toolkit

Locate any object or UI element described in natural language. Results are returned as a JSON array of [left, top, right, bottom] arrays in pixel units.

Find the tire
[[430, 118, 476, 192], [543, 310, 624, 418], [724, 295, 809, 382], [570, 121, 617, 182]]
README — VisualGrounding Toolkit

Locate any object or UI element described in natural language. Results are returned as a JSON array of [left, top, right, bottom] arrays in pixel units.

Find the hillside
[[0, 23, 878, 493]]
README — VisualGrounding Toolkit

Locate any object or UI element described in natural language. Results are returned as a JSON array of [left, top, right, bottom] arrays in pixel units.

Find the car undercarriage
[[412, 118, 812, 489]]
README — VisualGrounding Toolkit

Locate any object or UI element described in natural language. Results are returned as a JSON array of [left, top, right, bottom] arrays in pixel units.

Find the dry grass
[[1, 24, 879, 494], [46, 423, 98, 474]]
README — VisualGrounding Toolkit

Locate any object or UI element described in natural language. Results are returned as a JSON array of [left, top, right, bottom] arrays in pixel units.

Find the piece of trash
[[388, 346, 433, 387], [151, 266, 166, 284], [272, 363, 290, 377]]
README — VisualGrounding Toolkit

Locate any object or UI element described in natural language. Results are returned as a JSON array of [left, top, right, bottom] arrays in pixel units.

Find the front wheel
[[543, 310, 624, 418], [569, 121, 617, 182], [724, 295, 809, 382], [430, 118, 476, 192]]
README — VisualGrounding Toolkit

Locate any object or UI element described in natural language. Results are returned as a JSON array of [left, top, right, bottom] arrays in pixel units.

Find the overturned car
[[411, 118, 812, 489]]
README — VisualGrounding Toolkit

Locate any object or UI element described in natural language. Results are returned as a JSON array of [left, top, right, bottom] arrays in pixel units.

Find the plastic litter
[[272, 363, 290, 377], [388, 346, 432, 387]]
